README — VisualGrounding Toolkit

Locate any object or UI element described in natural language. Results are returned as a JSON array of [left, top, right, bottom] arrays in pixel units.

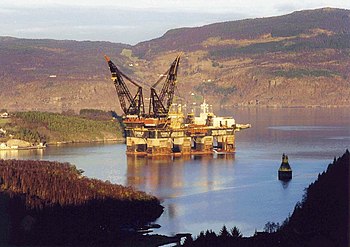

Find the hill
[[132, 8, 350, 108], [0, 8, 349, 112], [0, 38, 131, 112], [133, 8, 350, 56], [0, 111, 123, 145], [0, 159, 163, 245]]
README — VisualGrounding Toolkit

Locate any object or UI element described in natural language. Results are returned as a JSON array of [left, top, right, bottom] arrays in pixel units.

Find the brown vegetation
[[0, 8, 349, 112], [0, 159, 163, 245]]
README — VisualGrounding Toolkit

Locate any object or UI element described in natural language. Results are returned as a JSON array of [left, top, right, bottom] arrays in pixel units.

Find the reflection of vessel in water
[[278, 154, 292, 180], [105, 55, 250, 157], [126, 154, 236, 194]]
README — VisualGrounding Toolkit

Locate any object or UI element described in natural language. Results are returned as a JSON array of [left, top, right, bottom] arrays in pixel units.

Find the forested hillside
[[0, 111, 123, 145], [0, 159, 163, 245]]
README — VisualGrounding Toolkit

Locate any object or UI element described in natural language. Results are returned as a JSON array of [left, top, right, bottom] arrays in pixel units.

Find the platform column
[[223, 135, 235, 153], [126, 137, 147, 155], [147, 138, 172, 156], [193, 136, 213, 153]]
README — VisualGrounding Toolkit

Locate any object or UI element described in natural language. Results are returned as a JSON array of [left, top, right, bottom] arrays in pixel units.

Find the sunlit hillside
[[0, 8, 349, 112]]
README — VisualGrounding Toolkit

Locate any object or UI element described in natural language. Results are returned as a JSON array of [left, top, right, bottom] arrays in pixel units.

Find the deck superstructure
[[105, 55, 250, 157]]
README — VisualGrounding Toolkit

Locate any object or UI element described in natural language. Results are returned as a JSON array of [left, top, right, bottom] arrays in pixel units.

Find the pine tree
[[219, 225, 230, 238], [230, 226, 242, 239]]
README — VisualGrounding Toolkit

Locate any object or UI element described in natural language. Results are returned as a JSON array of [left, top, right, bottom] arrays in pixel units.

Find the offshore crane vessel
[[105, 55, 250, 157]]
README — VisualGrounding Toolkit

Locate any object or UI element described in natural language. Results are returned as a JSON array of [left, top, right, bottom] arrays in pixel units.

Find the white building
[[0, 112, 9, 118]]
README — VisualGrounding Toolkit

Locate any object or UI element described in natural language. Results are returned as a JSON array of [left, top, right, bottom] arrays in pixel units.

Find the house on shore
[[0, 112, 9, 118]]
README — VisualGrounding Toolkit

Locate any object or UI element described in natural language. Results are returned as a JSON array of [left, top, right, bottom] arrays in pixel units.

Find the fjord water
[[1, 108, 349, 236]]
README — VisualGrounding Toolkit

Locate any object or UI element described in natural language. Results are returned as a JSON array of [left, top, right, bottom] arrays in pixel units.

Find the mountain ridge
[[0, 7, 349, 113], [133, 7, 350, 56]]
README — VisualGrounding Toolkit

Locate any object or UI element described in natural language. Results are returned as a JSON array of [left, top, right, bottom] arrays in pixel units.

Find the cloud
[[0, 8, 19, 14], [14, 27, 51, 34], [274, 3, 298, 13], [0, 5, 247, 44], [2, 0, 350, 13], [0, 1, 270, 16]]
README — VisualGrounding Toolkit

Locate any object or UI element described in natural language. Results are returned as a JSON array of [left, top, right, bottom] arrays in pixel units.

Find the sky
[[0, 0, 349, 45]]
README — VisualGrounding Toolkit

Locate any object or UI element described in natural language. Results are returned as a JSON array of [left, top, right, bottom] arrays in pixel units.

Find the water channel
[[1, 107, 349, 236]]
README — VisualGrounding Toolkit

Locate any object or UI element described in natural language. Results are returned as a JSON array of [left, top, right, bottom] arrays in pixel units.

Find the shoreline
[[0, 138, 126, 151], [0, 144, 46, 151], [0, 146, 45, 151], [219, 104, 350, 109], [3, 105, 350, 114], [47, 138, 125, 146]]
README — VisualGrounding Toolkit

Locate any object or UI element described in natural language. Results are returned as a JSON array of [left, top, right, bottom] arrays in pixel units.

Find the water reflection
[[280, 180, 291, 189], [126, 154, 236, 200], [127, 156, 184, 198], [0, 149, 44, 160], [167, 203, 178, 219], [1, 108, 349, 236]]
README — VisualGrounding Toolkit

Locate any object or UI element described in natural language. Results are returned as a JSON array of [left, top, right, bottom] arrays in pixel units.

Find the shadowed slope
[[0, 159, 163, 245]]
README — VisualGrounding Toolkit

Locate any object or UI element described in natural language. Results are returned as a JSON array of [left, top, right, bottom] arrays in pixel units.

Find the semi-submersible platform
[[105, 54, 250, 157]]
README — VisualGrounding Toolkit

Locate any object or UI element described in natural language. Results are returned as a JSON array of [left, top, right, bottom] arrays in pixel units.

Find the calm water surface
[[1, 108, 349, 236]]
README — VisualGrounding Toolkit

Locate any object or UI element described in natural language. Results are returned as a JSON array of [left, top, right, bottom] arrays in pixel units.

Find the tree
[[205, 229, 217, 242], [230, 226, 242, 239], [182, 235, 193, 246], [264, 221, 280, 233], [219, 225, 230, 239]]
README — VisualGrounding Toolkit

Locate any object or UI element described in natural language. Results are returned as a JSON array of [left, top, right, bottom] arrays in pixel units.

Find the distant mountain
[[0, 38, 131, 112], [1, 8, 349, 113], [0, 37, 130, 84], [133, 8, 350, 57], [132, 8, 350, 108]]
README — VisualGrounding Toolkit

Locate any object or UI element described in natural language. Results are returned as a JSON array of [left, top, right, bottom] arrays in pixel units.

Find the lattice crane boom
[[104, 55, 144, 116], [149, 54, 181, 117]]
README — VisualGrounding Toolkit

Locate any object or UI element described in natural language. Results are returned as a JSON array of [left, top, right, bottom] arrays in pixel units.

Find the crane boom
[[149, 54, 181, 117], [104, 55, 144, 116]]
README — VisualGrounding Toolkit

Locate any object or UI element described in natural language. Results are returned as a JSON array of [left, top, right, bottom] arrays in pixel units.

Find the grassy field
[[0, 118, 10, 126]]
